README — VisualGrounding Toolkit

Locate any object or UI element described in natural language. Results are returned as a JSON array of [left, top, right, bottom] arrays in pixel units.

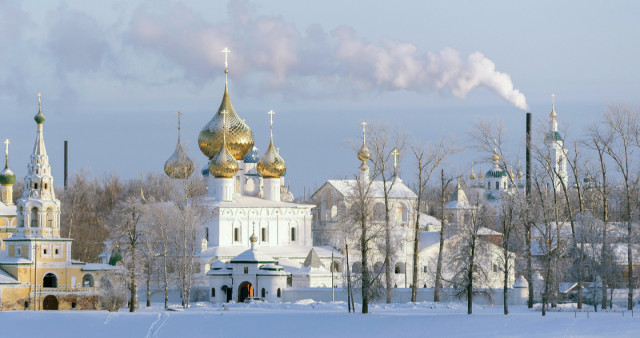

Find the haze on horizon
[[0, 0, 638, 196]]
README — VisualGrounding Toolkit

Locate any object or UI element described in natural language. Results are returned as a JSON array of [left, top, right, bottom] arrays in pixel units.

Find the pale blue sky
[[1, 0, 638, 195]]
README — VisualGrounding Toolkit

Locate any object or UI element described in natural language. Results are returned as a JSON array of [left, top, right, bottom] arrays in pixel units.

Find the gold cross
[[3, 139, 9, 157], [222, 47, 231, 69], [552, 93, 555, 106], [391, 148, 400, 168], [37, 93, 42, 111], [268, 110, 275, 127]]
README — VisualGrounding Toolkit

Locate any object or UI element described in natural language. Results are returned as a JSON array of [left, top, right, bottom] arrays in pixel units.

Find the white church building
[[166, 49, 342, 303]]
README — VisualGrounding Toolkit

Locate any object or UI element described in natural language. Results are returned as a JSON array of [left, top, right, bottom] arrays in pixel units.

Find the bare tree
[[367, 123, 407, 303], [434, 169, 455, 302], [601, 104, 639, 310], [410, 138, 460, 302], [587, 125, 613, 310], [110, 195, 145, 312], [448, 201, 493, 315]]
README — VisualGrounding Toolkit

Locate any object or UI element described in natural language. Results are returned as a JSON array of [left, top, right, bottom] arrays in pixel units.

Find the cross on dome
[[391, 148, 400, 168], [177, 111, 182, 139], [37, 93, 42, 111], [222, 47, 231, 69], [3, 139, 9, 157]]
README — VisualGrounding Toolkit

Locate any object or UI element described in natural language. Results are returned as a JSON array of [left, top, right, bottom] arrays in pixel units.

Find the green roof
[[485, 169, 508, 178], [0, 166, 16, 185]]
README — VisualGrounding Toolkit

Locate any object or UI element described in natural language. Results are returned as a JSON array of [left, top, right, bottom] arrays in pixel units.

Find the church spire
[[16, 93, 61, 239]]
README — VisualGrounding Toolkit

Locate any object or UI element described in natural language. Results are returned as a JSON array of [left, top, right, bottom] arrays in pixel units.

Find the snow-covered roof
[[81, 263, 116, 271], [0, 257, 32, 265], [419, 213, 441, 228], [230, 247, 276, 264], [513, 275, 528, 288], [195, 194, 315, 209], [321, 178, 417, 199], [419, 232, 441, 251], [478, 227, 502, 236], [201, 245, 342, 261], [302, 248, 324, 269], [444, 184, 471, 209], [0, 204, 16, 217], [258, 264, 289, 276], [0, 268, 19, 284]]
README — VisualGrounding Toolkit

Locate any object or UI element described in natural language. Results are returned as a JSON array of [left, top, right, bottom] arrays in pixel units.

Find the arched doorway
[[43, 295, 58, 310], [43, 273, 57, 288], [222, 285, 232, 302], [82, 274, 94, 287], [238, 281, 253, 303]]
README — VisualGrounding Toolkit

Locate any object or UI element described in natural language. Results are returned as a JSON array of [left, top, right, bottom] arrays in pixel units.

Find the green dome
[[34, 110, 45, 124], [0, 166, 16, 185], [485, 169, 508, 178]]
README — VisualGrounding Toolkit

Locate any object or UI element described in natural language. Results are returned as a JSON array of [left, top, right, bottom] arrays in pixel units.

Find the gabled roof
[[230, 248, 276, 264], [318, 178, 417, 200], [445, 184, 471, 209]]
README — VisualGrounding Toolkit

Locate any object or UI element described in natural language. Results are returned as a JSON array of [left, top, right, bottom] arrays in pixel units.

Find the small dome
[[198, 84, 254, 160], [478, 172, 484, 179], [357, 143, 370, 162], [492, 153, 499, 162], [250, 232, 258, 243], [34, 111, 45, 124], [201, 164, 210, 177], [243, 146, 260, 163], [164, 141, 194, 179], [257, 139, 286, 179], [0, 166, 16, 186], [469, 173, 476, 180], [209, 138, 239, 178]]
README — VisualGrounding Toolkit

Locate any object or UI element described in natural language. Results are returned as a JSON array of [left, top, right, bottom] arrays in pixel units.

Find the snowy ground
[[3, 301, 640, 338]]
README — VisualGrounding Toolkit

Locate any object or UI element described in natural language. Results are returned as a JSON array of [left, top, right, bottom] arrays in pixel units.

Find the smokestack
[[525, 113, 531, 200], [64, 140, 68, 189]]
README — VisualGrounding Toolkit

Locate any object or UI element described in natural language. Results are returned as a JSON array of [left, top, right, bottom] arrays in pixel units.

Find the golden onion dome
[[164, 141, 194, 179], [357, 143, 370, 162], [198, 83, 255, 160], [478, 171, 484, 179], [257, 111, 286, 179], [208, 133, 239, 178], [492, 153, 500, 162], [469, 162, 476, 180], [257, 138, 286, 179]]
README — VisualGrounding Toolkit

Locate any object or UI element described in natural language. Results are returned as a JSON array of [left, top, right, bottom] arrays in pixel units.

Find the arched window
[[261, 288, 266, 297], [374, 203, 386, 221], [352, 262, 362, 274], [331, 261, 341, 273], [234, 228, 239, 242], [394, 262, 405, 274], [330, 205, 338, 220], [503, 181, 507, 190], [495, 181, 499, 190], [43, 273, 57, 288], [82, 274, 94, 287], [46, 208, 54, 227], [374, 262, 384, 273], [30, 208, 38, 228], [261, 227, 267, 242], [17, 206, 23, 227], [290, 228, 296, 241], [277, 288, 281, 298]]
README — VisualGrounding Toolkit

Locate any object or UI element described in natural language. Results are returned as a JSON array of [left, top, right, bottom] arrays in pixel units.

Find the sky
[[1, 0, 639, 197]]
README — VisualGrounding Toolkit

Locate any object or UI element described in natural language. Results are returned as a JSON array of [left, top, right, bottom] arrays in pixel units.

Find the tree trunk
[[384, 192, 392, 304], [411, 202, 421, 302], [434, 169, 446, 302], [346, 243, 352, 313]]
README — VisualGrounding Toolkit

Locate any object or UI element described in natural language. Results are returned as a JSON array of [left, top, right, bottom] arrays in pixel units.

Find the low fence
[[282, 287, 530, 306]]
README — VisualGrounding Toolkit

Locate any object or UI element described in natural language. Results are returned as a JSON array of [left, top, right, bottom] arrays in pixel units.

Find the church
[[163, 49, 342, 303], [0, 96, 113, 310]]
